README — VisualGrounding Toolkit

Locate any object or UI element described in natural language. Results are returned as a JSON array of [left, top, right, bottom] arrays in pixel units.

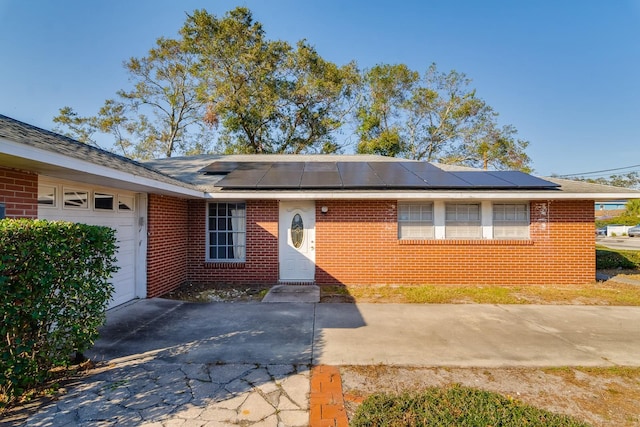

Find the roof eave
[[1, 138, 205, 198], [204, 190, 638, 200]]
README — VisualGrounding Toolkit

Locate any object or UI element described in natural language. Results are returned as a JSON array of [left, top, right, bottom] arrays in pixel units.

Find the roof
[[2, 114, 639, 201], [0, 114, 202, 197], [145, 154, 640, 200]]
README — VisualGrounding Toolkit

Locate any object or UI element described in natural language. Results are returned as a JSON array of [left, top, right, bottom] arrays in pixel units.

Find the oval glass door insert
[[291, 213, 304, 248]]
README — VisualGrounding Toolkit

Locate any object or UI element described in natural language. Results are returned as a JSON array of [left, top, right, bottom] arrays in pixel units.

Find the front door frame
[[278, 200, 316, 283]]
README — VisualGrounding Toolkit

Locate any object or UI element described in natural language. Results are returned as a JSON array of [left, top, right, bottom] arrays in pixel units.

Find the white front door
[[279, 201, 315, 282]]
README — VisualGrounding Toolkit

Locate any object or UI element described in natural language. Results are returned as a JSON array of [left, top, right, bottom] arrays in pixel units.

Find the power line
[[557, 164, 640, 178]]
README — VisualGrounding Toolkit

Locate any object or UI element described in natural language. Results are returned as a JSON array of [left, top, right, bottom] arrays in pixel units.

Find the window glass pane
[[493, 203, 529, 239], [208, 202, 246, 261], [94, 193, 114, 210], [64, 189, 88, 208], [445, 203, 481, 239], [38, 185, 56, 206], [118, 195, 134, 211], [398, 202, 434, 239]]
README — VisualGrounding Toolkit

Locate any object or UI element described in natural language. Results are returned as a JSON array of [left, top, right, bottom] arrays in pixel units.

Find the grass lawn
[[321, 245, 640, 305], [321, 281, 640, 305], [351, 384, 590, 426]]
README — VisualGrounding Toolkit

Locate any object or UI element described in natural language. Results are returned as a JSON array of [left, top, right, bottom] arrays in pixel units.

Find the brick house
[[2, 114, 639, 308]]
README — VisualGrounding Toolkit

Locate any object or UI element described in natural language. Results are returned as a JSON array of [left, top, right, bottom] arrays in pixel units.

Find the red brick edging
[[310, 365, 348, 427]]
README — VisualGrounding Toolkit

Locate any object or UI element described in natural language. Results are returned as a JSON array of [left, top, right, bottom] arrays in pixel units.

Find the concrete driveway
[[89, 299, 640, 368], [11, 299, 640, 426]]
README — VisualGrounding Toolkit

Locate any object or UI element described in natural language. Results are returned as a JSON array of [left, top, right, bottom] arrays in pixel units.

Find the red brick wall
[[186, 199, 279, 284], [149, 197, 595, 291], [146, 194, 189, 297], [314, 199, 595, 286], [0, 167, 38, 218]]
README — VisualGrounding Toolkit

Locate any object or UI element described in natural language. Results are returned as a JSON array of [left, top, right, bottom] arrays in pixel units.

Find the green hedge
[[0, 219, 118, 404]]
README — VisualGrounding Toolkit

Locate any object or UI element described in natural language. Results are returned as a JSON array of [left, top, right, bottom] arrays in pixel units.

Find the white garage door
[[37, 178, 144, 309]]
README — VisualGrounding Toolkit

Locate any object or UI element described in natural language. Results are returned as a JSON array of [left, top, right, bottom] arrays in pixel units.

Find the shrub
[[596, 247, 640, 269], [351, 385, 590, 426], [0, 219, 118, 404], [596, 214, 640, 227]]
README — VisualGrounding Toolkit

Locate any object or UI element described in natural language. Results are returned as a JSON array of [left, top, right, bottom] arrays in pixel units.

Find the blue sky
[[1, 0, 639, 177]]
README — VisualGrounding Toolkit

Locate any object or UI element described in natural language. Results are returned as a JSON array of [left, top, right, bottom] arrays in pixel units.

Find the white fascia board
[[205, 190, 638, 200], [1, 139, 204, 198]]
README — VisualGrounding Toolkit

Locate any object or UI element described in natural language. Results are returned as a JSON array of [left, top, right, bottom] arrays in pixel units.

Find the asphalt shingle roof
[[0, 114, 199, 192]]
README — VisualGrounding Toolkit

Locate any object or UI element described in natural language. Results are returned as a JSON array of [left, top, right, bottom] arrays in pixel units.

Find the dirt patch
[[160, 282, 271, 302], [340, 365, 640, 427]]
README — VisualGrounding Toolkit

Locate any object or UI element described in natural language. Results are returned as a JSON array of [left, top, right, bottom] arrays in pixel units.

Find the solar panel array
[[200, 161, 559, 190]]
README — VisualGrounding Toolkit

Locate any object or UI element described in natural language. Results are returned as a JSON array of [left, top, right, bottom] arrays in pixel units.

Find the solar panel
[[401, 162, 471, 187], [257, 166, 303, 188], [487, 171, 560, 188], [368, 162, 426, 187], [300, 171, 342, 187], [208, 160, 560, 190], [451, 172, 514, 188], [337, 162, 385, 188], [200, 161, 241, 174], [215, 170, 265, 188]]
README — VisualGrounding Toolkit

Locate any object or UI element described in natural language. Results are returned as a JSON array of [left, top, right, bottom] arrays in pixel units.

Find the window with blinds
[[398, 202, 434, 239], [445, 203, 482, 239], [493, 203, 529, 239]]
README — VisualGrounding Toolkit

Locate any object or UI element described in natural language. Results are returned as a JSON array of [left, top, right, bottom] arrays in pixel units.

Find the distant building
[[595, 200, 627, 217]]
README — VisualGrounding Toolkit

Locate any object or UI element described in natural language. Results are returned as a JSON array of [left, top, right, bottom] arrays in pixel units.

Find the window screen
[[445, 203, 482, 239], [398, 202, 434, 239], [493, 203, 529, 239]]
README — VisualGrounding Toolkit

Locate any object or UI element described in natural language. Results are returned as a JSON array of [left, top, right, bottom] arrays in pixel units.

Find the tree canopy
[[180, 8, 359, 155], [53, 6, 532, 171], [565, 172, 640, 190], [356, 63, 531, 171], [54, 36, 213, 159]]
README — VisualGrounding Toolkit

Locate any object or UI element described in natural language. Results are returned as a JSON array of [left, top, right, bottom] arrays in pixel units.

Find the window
[[118, 195, 134, 212], [94, 193, 114, 210], [445, 203, 481, 239], [38, 185, 56, 206], [493, 203, 529, 239], [398, 202, 434, 239], [207, 202, 246, 261], [64, 189, 88, 209], [0, 202, 5, 219]]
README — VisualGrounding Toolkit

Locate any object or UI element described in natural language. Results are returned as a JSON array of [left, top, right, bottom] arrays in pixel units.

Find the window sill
[[398, 239, 534, 246], [204, 262, 246, 269]]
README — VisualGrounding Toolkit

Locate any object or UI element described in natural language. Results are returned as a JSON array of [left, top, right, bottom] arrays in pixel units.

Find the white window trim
[[493, 202, 530, 239], [118, 194, 135, 213], [94, 192, 115, 211], [399, 200, 532, 241], [206, 201, 247, 262], [63, 188, 89, 210], [398, 201, 434, 239], [37, 184, 57, 208], [445, 202, 482, 239]]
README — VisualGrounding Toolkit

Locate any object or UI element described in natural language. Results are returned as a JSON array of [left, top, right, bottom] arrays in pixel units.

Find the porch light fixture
[[321, 206, 329, 214]]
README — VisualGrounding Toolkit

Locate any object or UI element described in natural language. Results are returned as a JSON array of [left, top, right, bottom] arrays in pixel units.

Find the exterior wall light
[[321, 206, 329, 214]]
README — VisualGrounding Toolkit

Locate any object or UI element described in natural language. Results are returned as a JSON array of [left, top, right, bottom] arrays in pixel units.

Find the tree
[[54, 37, 213, 159], [356, 63, 532, 171], [180, 7, 359, 155], [626, 199, 640, 216], [569, 172, 640, 190]]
